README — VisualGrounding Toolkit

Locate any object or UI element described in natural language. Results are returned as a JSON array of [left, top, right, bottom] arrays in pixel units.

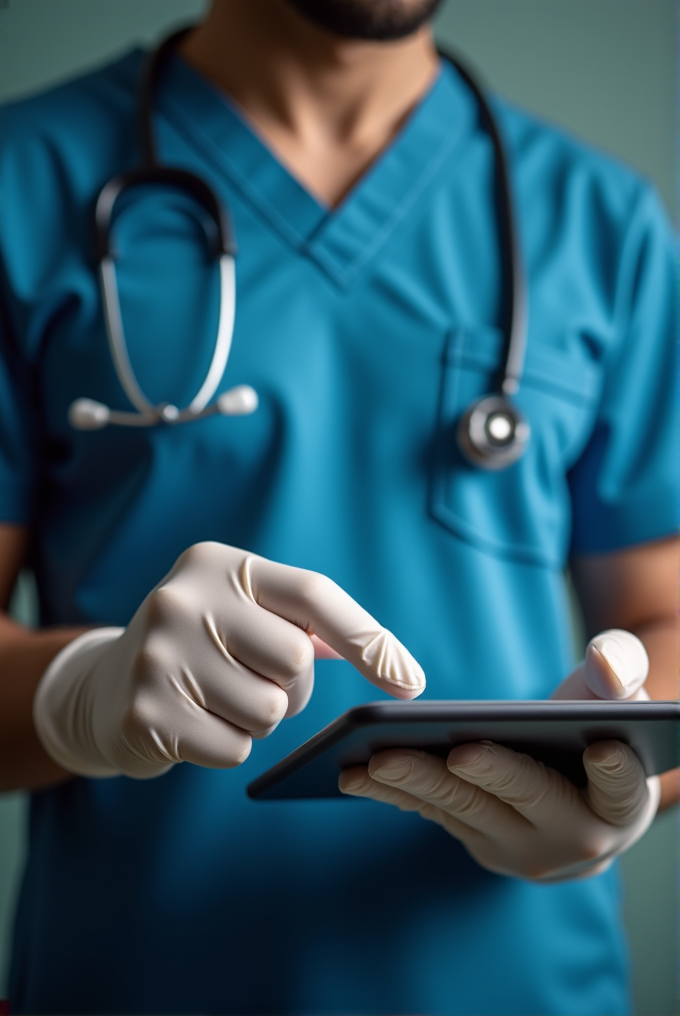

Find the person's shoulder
[[494, 95, 666, 226], [0, 48, 143, 175], [0, 50, 146, 329]]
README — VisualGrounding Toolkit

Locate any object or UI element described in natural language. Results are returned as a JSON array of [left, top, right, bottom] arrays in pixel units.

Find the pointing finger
[[247, 556, 425, 699]]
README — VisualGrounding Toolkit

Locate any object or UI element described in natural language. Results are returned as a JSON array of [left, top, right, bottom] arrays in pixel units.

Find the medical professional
[[0, 0, 678, 1013]]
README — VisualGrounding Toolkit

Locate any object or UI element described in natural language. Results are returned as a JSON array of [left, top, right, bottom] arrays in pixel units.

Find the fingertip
[[358, 629, 425, 698], [583, 740, 644, 790], [238, 742, 253, 766], [339, 766, 371, 795], [224, 733, 252, 768], [383, 681, 425, 701], [587, 645, 628, 699], [380, 674, 426, 699], [382, 661, 426, 700], [282, 676, 312, 719], [584, 740, 623, 769], [447, 742, 489, 771], [250, 725, 277, 741], [583, 741, 655, 826], [586, 630, 648, 699], [368, 755, 414, 782]]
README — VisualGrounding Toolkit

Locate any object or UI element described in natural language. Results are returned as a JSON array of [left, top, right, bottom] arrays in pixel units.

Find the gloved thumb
[[585, 630, 649, 699], [551, 629, 648, 701]]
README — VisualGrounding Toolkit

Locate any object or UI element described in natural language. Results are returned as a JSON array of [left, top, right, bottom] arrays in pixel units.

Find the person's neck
[[180, 0, 439, 206]]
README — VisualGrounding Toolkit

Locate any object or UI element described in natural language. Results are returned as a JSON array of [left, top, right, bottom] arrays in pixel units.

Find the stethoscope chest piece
[[457, 395, 530, 470], [435, 48, 531, 472]]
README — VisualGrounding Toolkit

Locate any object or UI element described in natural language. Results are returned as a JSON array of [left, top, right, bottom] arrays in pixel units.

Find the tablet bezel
[[247, 699, 680, 800]]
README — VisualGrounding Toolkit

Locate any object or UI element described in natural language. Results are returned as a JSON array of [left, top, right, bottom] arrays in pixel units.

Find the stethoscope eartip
[[216, 385, 259, 416], [68, 398, 111, 430], [67, 387, 259, 430]]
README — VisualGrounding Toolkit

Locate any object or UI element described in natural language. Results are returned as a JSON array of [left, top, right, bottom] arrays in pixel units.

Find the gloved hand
[[340, 630, 660, 881], [34, 542, 425, 779]]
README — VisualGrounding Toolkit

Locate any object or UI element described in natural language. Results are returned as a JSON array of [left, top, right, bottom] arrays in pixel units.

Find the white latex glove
[[34, 542, 425, 779], [340, 630, 660, 881]]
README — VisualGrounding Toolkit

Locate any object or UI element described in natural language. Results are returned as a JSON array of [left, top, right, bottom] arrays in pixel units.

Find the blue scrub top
[[0, 48, 677, 1016]]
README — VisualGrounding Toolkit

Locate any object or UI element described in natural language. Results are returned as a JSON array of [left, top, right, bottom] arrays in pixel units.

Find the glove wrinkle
[[239, 553, 258, 605], [169, 667, 207, 710], [148, 726, 179, 764], [204, 612, 235, 665], [360, 627, 425, 692], [117, 725, 175, 773]]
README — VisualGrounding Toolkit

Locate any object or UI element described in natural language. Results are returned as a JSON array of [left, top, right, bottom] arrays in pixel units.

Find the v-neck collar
[[158, 52, 477, 288]]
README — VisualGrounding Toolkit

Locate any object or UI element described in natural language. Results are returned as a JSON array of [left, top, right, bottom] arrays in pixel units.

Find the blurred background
[[0, 1, 677, 1013]]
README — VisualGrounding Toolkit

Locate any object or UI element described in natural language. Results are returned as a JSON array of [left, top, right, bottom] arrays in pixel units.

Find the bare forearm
[[0, 612, 85, 792], [631, 617, 679, 811]]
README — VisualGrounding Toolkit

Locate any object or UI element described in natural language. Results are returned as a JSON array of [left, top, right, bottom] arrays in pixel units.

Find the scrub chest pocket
[[431, 328, 602, 567]]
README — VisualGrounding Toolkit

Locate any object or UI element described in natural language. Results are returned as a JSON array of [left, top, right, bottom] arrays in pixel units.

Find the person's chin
[[282, 0, 446, 42]]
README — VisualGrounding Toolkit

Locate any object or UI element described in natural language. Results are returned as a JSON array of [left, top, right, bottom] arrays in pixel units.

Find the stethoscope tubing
[[438, 48, 528, 398], [72, 28, 529, 468], [98, 253, 236, 420]]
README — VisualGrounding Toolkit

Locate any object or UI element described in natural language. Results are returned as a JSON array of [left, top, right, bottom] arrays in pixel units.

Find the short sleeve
[[569, 185, 679, 553]]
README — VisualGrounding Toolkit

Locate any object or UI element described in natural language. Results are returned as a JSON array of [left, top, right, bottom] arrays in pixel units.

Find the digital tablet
[[247, 699, 680, 800]]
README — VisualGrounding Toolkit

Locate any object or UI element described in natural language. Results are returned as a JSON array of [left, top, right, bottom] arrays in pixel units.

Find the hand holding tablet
[[249, 631, 678, 882]]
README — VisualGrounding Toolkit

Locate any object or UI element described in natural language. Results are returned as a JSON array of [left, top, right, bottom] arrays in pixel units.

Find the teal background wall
[[0, 1, 677, 1013]]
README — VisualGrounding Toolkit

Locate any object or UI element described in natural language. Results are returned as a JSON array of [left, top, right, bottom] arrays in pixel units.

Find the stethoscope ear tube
[[69, 25, 255, 432], [93, 167, 237, 263], [69, 250, 255, 429], [438, 49, 530, 470]]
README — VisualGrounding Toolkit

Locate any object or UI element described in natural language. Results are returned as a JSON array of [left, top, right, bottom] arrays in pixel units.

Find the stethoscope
[[70, 29, 530, 471], [68, 28, 258, 432]]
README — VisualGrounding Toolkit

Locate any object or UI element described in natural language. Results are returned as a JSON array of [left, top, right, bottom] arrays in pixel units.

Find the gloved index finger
[[245, 555, 425, 699]]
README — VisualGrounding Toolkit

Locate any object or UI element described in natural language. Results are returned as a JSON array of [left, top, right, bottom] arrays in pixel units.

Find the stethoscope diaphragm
[[456, 395, 530, 470]]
